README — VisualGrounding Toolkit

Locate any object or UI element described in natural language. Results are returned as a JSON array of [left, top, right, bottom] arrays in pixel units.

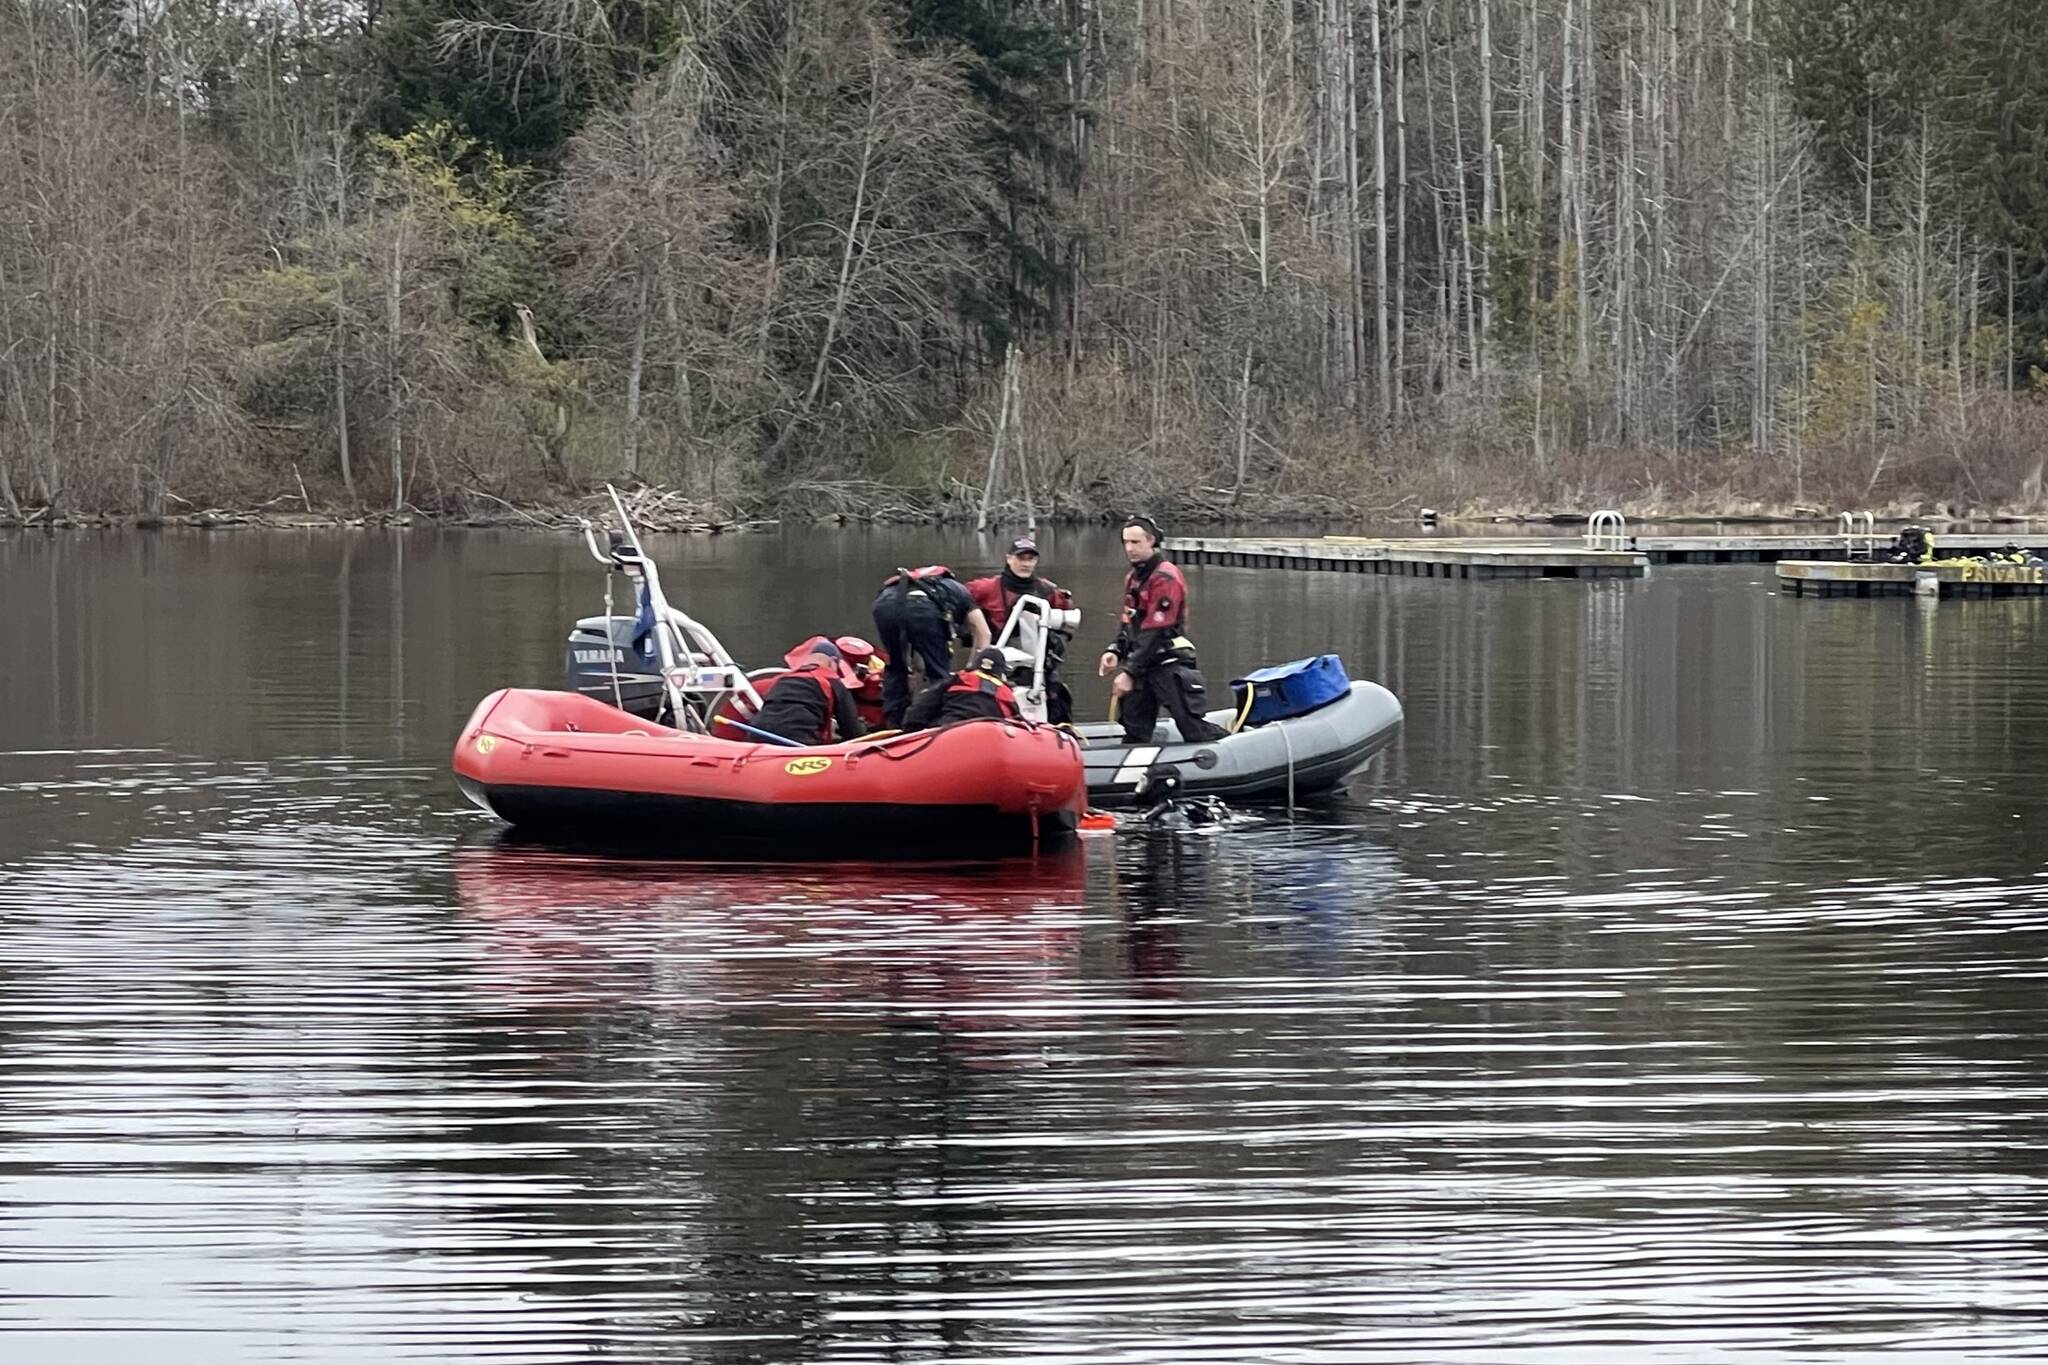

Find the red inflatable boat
[[453, 688, 1087, 854]]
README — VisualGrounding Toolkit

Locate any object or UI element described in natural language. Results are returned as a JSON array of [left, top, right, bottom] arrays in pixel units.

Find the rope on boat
[[851, 716, 1038, 761], [603, 570, 626, 713], [1280, 719, 1296, 820], [1228, 687, 1255, 735]]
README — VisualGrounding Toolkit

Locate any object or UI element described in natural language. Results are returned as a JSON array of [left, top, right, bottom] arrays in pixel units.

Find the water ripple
[[8, 544, 2048, 1361]]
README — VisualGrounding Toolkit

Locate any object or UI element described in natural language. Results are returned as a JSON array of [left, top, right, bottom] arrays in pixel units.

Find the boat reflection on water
[[1107, 813, 1403, 943], [450, 817, 1400, 1070], [451, 835, 1099, 1057], [438, 837, 1103, 1346], [436, 821, 1403, 1350], [1097, 813, 1406, 1064]]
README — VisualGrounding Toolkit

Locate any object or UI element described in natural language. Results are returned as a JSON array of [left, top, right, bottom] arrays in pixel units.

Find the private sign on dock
[[1776, 561, 2048, 598]]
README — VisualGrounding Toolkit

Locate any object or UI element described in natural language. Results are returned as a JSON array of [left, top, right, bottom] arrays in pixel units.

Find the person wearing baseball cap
[[900, 645, 1023, 733], [748, 638, 866, 745], [966, 533, 1078, 722]]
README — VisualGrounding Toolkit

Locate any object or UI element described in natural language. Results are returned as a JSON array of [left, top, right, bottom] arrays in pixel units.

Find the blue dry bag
[[1230, 655, 1351, 726]]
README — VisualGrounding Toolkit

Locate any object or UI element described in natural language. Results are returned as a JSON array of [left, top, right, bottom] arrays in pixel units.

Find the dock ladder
[[1839, 510, 1877, 561], [1584, 509, 1629, 552]]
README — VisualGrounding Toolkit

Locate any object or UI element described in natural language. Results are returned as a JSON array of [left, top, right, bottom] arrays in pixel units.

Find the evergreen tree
[[1774, 0, 1948, 218], [1936, 0, 2048, 364], [368, 0, 677, 168], [1780, 0, 2048, 367], [903, 0, 1077, 350]]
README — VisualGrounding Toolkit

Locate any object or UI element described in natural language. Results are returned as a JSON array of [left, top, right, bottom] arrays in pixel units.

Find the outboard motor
[[560, 486, 765, 732], [565, 615, 665, 719]]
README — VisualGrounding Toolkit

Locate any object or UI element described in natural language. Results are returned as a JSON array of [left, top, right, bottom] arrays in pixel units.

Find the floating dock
[[1174, 529, 2048, 580], [1776, 561, 2048, 598], [1174, 536, 1647, 579], [1629, 532, 2046, 563]]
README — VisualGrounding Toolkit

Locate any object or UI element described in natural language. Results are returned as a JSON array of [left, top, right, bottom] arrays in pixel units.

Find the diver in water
[[1132, 763, 1230, 829]]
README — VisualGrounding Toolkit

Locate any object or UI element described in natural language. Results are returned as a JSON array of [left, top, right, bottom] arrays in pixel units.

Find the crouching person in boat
[[1098, 516, 1227, 746], [901, 647, 1022, 733], [752, 640, 867, 745]]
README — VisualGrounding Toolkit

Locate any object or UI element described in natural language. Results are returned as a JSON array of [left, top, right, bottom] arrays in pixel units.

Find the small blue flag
[[631, 580, 656, 654]]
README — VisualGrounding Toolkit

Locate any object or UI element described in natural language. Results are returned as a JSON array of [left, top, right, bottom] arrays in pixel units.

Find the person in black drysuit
[[871, 566, 991, 730], [750, 640, 866, 745], [1097, 517, 1228, 745], [901, 647, 1023, 733], [1133, 763, 1230, 828], [1886, 526, 1936, 564]]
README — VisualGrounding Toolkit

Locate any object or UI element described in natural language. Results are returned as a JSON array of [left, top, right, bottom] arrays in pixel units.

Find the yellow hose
[[1227, 686, 1255, 735]]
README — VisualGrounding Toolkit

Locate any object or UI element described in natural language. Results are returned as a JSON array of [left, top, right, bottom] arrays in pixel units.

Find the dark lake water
[[6, 527, 2048, 1363]]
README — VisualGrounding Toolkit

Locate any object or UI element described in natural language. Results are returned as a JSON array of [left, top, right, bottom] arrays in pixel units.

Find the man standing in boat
[[872, 566, 991, 730], [967, 535, 1076, 723], [1098, 516, 1228, 746], [751, 640, 867, 745]]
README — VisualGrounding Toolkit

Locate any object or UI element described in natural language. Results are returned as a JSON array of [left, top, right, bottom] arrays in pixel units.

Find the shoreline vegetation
[[3, 482, 2041, 534], [6, 3, 2048, 531]]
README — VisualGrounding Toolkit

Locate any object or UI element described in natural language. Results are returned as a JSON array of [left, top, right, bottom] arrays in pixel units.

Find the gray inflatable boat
[[1076, 680, 1403, 808]]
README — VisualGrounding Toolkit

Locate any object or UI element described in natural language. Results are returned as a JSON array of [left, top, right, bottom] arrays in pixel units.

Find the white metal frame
[[991, 594, 1080, 724], [579, 485, 762, 731], [1839, 510, 1876, 561], [1584, 509, 1628, 551]]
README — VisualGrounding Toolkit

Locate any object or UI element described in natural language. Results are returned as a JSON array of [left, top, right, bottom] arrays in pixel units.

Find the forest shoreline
[[6, 487, 2042, 534], [11, 0, 2048, 546]]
